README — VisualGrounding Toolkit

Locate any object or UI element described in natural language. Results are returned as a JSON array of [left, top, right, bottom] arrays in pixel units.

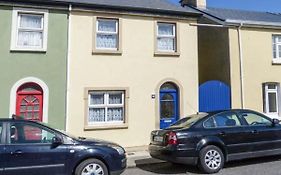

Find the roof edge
[[71, 2, 202, 18]]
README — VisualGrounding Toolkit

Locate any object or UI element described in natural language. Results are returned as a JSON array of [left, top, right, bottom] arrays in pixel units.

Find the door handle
[[219, 132, 226, 136], [11, 150, 23, 155], [251, 130, 258, 134]]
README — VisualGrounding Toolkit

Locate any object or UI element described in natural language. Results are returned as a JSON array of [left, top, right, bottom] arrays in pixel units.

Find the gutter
[[189, 23, 225, 28], [237, 23, 245, 109], [65, 4, 72, 132], [226, 19, 281, 29]]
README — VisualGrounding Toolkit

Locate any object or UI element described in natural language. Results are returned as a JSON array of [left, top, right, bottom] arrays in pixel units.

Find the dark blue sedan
[[0, 117, 126, 175]]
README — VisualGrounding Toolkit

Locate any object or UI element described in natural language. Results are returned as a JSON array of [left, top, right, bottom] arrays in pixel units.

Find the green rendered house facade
[[0, 2, 68, 129]]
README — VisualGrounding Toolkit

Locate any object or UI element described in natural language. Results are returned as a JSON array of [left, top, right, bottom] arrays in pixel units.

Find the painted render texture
[[0, 6, 68, 129], [229, 28, 281, 112], [67, 11, 199, 147]]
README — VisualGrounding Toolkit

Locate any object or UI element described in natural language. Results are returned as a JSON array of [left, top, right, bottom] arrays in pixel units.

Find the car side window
[[0, 123, 3, 143], [203, 117, 216, 128], [213, 112, 241, 128], [241, 112, 272, 126], [10, 122, 57, 144]]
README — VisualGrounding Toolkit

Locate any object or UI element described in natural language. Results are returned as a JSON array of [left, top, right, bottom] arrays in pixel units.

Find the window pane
[[107, 108, 123, 121], [276, 45, 281, 58], [267, 84, 277, 89], [204, 117, 215, 128], [268, 92, 277, 113], [158, 23, 174, 36], [278, 36, 281, 43], [96, 34, 117, 49], [109, 93, 122, 104], [157, 38, 175, 51], [160, 101, 175, 119], [0, 123, 3, 143], [242, 113, 271, 126], [19, 14, 42, 29], [88, 91, 125, 125], [160, 83, 177, 90], [98, 20, 117, 32], [213, 112, 241, 127], [10, 123, 56, 144], [89, 108, 105, 122], [273, 43, 277, 58], [90, 93, 104, 105], [17, 31, 42, 47]]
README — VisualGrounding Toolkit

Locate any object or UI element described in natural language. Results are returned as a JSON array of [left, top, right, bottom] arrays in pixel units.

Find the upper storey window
[[11, 8, 48, 52], [96, 18, 119, 51]]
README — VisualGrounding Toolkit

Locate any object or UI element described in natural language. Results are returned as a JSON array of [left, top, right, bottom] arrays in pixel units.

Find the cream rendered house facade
[[66, 0, 201, 147], [182, 0, 281, 119]]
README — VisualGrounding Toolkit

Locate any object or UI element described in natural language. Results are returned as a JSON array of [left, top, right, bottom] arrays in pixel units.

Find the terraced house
[[182, 0, 281, 119], [0, 0, 68, 129], [65, 0, 201, 147]]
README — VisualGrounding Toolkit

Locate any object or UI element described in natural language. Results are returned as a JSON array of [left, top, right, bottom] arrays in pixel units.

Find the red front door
[[16, 83, 43, 122]]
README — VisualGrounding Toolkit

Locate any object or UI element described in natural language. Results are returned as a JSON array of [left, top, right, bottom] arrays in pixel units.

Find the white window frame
[[88, 91, 125, 126], [264, 83, 279, 117], [11, 8, 48, 52], [157, 22, 176, 52], [96, 18, 119, 51], [272, 35, 281, 63]]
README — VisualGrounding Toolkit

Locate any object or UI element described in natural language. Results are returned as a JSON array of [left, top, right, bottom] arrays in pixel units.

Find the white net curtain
[[157, 23, 175, 51], [17, 14, 43, 47], [88, 91, 124, 123], [96, 19, 118, 49]]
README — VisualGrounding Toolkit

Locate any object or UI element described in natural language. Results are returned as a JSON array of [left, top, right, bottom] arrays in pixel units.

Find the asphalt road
[[123, 155, 281, 175]]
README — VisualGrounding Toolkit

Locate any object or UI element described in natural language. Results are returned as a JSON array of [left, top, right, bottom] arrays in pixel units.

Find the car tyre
[[198, 145, 224, 174], [75, 158, 109, 175]]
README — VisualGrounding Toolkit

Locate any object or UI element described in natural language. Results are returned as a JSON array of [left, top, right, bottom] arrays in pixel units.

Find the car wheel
[[198, 145, 224, 174], [75, 158, 109, 175]]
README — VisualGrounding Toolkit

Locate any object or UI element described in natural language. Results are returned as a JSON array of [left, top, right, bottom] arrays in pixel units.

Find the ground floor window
[[263, 83, 279, 116], [87, 90, 125, 126]]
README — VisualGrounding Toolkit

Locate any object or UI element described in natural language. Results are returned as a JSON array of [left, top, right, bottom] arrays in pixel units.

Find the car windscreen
[[168, 113, 208, 129]]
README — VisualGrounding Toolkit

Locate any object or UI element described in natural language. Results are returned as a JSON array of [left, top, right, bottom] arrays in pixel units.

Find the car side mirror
[[272, 119, 280, 126], [52, 136, 62, 146]]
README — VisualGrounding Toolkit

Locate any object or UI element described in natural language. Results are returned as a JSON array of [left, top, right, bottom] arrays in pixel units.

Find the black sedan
[[0, 117, 126, 175], [149, 109, 281, 174]]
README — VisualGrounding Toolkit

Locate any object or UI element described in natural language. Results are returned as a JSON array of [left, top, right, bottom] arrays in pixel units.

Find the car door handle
[[251, 130, 258, 134], [10, 150, 23, 155], [219, 132, 226, 136]]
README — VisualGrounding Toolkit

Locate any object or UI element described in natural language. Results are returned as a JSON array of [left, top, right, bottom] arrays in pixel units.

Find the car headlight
[[113, 146, 125, 155]]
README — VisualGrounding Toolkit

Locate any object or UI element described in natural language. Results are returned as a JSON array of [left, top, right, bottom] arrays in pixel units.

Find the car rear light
[[167, 132, 178, 145]]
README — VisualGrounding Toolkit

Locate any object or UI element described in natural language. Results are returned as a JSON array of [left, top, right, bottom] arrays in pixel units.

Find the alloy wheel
[[81, 163, 104, 175], [204, 149, 222, 170]]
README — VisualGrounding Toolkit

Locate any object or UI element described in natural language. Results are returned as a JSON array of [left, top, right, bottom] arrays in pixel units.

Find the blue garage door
[[199, 80, 231, 112]]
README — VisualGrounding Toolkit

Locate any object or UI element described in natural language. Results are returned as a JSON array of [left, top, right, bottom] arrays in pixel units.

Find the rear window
[[168, 113, 208, 129]]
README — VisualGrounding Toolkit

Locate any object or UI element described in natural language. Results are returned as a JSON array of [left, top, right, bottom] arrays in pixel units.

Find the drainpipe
[[237, 23, 245, 109], [65, 4, 72, 132]]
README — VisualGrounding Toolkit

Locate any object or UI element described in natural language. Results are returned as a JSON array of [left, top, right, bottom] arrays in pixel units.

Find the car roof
[[0, 115, 40, 123], [206, 109, 259, 116]]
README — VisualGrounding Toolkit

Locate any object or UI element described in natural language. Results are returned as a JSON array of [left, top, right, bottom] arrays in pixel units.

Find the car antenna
[[12, 114, 17, 120]]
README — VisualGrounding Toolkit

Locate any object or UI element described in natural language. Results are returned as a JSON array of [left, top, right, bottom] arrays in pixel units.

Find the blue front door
[[160, 90, 179, 129]]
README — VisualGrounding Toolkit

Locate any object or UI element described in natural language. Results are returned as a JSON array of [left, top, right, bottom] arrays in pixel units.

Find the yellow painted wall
[[228, 28, 242, 109], [67, 11, 199, 147], [229, 27, 281, 115]]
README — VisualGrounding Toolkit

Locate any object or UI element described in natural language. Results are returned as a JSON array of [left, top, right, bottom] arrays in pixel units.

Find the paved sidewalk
[[125, 146, 165, 168]]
